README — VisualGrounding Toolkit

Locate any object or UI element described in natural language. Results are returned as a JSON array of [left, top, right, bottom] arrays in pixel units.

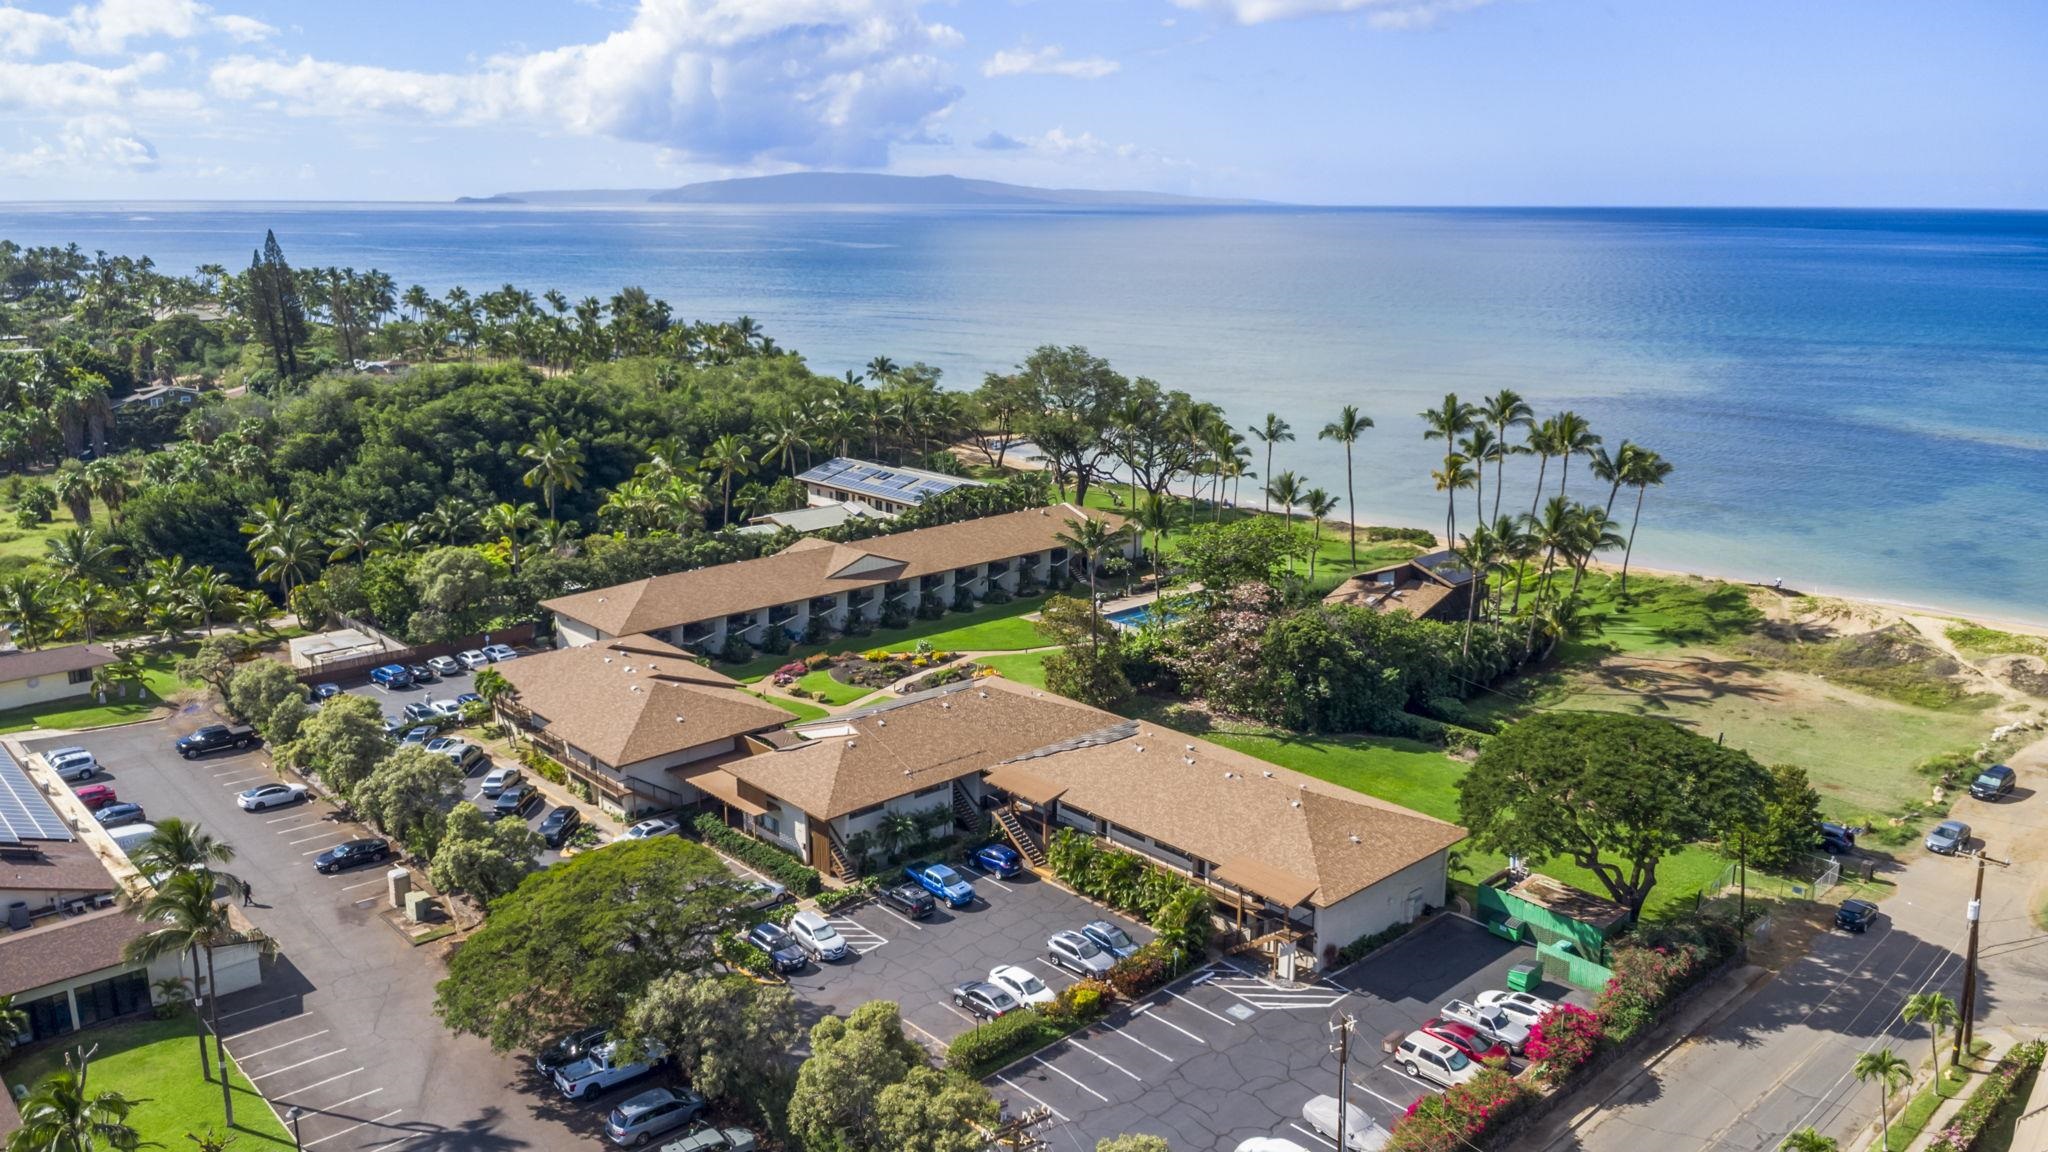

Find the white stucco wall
[[835, 788, 953, 840], [1310, 849, 1449, 953], [0, 672, 95, 711], [553, 615, 602, 648]]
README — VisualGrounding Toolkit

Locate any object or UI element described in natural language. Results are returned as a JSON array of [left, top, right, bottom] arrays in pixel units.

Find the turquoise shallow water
[[4, 202, 2045, 622]]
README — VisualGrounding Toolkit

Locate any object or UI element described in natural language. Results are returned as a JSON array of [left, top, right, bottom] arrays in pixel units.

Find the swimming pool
[[1105, 603, 1181, 629]]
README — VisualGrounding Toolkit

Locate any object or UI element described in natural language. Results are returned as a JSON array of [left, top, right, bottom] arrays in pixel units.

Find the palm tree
[[1525, 417, 1563, 523], [702, 433, 751, 527], [1617, 447, 1673, 596], [1852, 1048, 1910, 1151], [0, 993, 26, 1063], [1564, 503, 1625, 598], [1250, 414, 1294, 515], [81, 457, 129, 526], [0, 573, 55, 649], [129, 818, 240, 891], [1133, 492, 1181, 581], [1318, 405, 1373, 568], [759, 415, 809, 477], [481, 502, 541, 573], [418, 498, 475, 545], [1431, 455, 1476, 547], [373, 520, 423, 557], [1589, 440, 1642, 517], [45, 527, 122, 585], [1901, 992, 1958, 1077], [1055, 515, 1131, 657], [324, 512, 379, 564], [9, 1065, 145, 1152], [1265, 470, 1304, 527], [1481, 389, 1534, 521], [254, 524, 320, 612], [63, 580, 118, 643], [184, 569, 235, 636], [519, 429, 585, 523], [1292, 486, 1335, 582], [1453, 525, 1501, 654], [1548, 410, 1602, 501], [54, 463, 93, 524], [864, 355, 898, 382], [1779, 1129, 1838, 1152], [877, 811, 921, 859], [1457, 426, 1500, 532], [125, 869, 242, 1123]]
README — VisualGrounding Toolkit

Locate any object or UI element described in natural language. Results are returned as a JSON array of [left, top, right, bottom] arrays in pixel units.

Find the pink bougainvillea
[[1526, 1002, 1604, 1083]]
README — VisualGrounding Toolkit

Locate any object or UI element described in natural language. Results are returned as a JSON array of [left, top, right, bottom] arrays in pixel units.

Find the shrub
[[945, 1008, 1066, 1078], [1107, 941, 1179, 999], [720, 636, 754, 664], [804, 652, 835, 671], [786, 687, 811, 700], [1596, 932, 1721, 1041], [816, 877, 879, 913], [1336, 920, 1414, 965], [691, 812, 823, 896], [1043, 978, 1110, 1025], [758, 625, 791, 655], [1526, 1003, 1604, 1084], [842, 615, 872, 638], [776, 660, 808, 679], [1929, 1040, 2046, 1152], [802, 618, 832, 646], [518, 746, 568, 785], [952, 586, 977, 612], [984, 586, 1013, 605], [717, 930, 773, 976], [916, 591, 948, 620], [1389, 1059, 1530, 1152], [879, 603, 910, 630]]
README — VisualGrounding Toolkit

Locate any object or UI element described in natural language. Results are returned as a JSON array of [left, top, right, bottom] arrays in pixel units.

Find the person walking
[[241, 878, 254, 907]]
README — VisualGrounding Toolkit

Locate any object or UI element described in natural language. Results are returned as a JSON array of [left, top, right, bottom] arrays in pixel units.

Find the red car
[[73, 783, 118, 810], [1420, 1017, 1510, 1062]]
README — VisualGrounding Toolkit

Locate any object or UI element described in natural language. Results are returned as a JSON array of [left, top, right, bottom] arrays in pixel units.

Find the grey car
[[1047, 929, 1115, 977], [1925, 819, 1972, 854], [604, 1087, 704, 1147]]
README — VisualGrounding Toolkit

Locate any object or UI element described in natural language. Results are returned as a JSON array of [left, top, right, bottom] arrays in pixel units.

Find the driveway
[[24, 719, 603, 1151], [990, 914, 1581, 1151]]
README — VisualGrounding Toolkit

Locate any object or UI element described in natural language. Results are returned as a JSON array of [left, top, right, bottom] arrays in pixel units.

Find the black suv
[[536, 1026, 607, 1076], [538, 805, 581, 848], [1834, 899, 1879, 933], [747, 923, 807, 973], [879, 882, 936, 920], [314, 838, 391, 874], [1969, 764, 2016, 802]]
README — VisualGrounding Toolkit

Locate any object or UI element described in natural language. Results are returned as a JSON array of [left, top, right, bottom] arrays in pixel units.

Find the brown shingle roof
[[723, 682, 1126, 820], [0, 839, 117, 894], [543, 504, 1127, 637], [0, 907, 146, 998], [0, 643, 118, 685], [495, 634, 791, 768]]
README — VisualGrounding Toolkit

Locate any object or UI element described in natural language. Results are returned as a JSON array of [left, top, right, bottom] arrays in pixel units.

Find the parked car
[[176, 724, 258, 759], [1081, 919, 1140, 959], [428, 699, 465, 720], [1301, 1095, 1390, 1151], [1474, 989, 1555, 1028], [444, 743, 489, 772], [553, 1038, 666, 1099], [748, 923, 807, 973], [605, 1087, 704, 1147], [624, 817, 682, 840], [480, 767, 523, 798], [400, 726, 435, 747], [408, 663, 437, 684], [1234, 1140, 1315, 1152], [971, 843, 1022, 878], [73, 783, 117, 810], [94, 802, 147, 828], [310, 683, 342, 701], [381, 718, 406, 739], [1835, 898, 1881, 933], [402, 701, 439, 723], [1969, 764, 2016, 801], [1438, 998, 1530, 1055], [1047, 929, 1115, 977], [481, 643, 519, 662], [1817, 821, 1858, 855], [238, 782, 309, 811], [742, 880, 788, 910], [46, 747, 98, 780], [905, 861, 975, 907], [456, 649, 490, 670], [661, 1124, 759, 1152], [879, 882, 935, 919], [369, 663, 414, 689], [539, 805, 582, 848], [455, 691, 482, 706], [426, 655, 462, 677], [987, 964, 1054, 1007], [1395, 1031, 1480, 1089], [1420, 1018, 1509, 1062], [1925, 819, 1972, 855], [536, 1025, 608, 1076], [492, 785, 538, 821], [314, 838, 391, 873], [950, 981, 1019, 1021], [789, 910, 849, 960]]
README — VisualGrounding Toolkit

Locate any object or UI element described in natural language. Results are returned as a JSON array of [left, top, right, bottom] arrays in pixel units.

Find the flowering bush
[[1388, 1060, 1530, 1152], [803, 652, 835, 671], [1526, 1003, 1604, 1083], [1597, 939, 1712, 1041], [1929, 1040, 2045, 1152]]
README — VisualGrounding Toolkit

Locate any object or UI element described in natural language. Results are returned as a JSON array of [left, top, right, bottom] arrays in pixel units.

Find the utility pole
[[973, 1106, 1052, 1152], [1329, 1009, 1356, 1151], [1953, 849, 2008, 1064]]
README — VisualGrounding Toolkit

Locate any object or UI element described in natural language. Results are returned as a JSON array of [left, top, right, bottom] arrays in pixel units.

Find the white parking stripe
[[217, 995, 300, 1021], [266, 812, 309, 823], [1163, 988, 1238, 1026], [274, 1068, 363, 1099], [1102, 1025, 1173, 1063], [274, 820, 322, 833], [303, 1108, 402, 1147], [1028, 1055, 1109, 1103], [1128, 1001, 1206, 1044], [309, 1087, 383, 1112], [971, 869, 1016, 893], [942, 1003, 982, 1025], [900, 1018, 950, 1050], [362, 1133, 421, 1150], [1029, 957, 1076, 984], [1063, 1038, 1141, 1082], [289, 830, 350, 845], [339, 877, 385, 891], [249, 1049, 348, 1082], [995, 1075, 1070, 1123], [211, 766, 249, 776], [1353, 1079, 1407, 1109], [219, 776, 268, 788], [235, 1029, 330, 1060], [1289, 1121, 1338, 1148], [1387, 1063, 1441, 1092], [870, 904, 925, 931]]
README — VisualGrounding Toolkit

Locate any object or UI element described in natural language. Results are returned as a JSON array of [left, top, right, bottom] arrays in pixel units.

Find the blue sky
[[0, 0, 2041, 205]]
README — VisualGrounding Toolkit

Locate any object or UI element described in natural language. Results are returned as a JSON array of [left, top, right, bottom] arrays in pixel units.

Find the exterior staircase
[[951, 780, 983, 835], [992, 808, 1047, 869], [824, 826, 857, 882]]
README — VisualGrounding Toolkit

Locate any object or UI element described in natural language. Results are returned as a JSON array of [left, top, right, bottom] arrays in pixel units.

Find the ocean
[[4, 202, 2046, 624]]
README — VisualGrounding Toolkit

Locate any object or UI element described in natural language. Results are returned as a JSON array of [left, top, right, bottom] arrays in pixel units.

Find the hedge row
[[816, 877, 879, 913], [692, 813, 823, 896], [1930, 1041, 2047, 1152], [946, 980, 1112, 1078]]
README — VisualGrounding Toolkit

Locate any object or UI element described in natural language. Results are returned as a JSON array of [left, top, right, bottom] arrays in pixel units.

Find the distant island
[[461, 172, 1272, 208]]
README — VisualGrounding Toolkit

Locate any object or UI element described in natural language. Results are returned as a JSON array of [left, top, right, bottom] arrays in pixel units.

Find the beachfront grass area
[[1200, 725, 1728, 920], [723, 594, 1055, 682], [1070, 485, 1424, 586], [2, 1014, 294, 1149]]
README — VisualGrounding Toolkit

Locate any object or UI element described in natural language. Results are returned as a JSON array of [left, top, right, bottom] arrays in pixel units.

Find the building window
[[845, 803, 884, 821], [71, 971, 150, 1029], [20, 990, 75, 1042], [756, 813, 781, 836], [69, 668, 92, 685]]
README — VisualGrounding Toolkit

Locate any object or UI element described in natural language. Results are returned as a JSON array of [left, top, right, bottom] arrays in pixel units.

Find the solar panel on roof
[[0, 749, 73, 841]]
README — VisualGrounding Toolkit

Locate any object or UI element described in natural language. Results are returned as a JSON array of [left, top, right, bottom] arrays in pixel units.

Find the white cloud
[[0, 0, 272, 56], [210, 13, 276, 43], [0, 53, 198, 113], [981, 44, 1120, 79], [973, 129, 1027, 150], [207, 0, 963, 167], [0, 113, 158, 176], [1170, 0, 1495, 27]]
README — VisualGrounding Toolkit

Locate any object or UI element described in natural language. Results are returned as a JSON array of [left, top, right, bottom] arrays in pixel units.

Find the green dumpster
[[1506, 960, 1543, 993], [1490, 916, 1527, 944]]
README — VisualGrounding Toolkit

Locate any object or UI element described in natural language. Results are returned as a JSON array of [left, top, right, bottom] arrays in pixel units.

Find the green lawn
[[722, 594, 1056, 681], [0, 498, 109, 578], [1070, 484, 1424, 587], [2, 1014, 293, 1149], [747, 691, 831, 723], [978, 651, 1051, 690], [0, 642, 211, 736], [1202, 725, 1731, 921], [795, 668, 877, 706]]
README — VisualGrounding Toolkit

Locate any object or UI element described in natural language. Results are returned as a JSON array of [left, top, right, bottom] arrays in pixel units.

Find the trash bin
[[1490, 916, 1527, 943], [1506, 960, 1543, 993]]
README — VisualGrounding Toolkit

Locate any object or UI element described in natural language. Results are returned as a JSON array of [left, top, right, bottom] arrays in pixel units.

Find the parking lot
[[779, 861, 1155, 1049], [984, 915, 1585, 1152], [23, 718, 597, 1151]]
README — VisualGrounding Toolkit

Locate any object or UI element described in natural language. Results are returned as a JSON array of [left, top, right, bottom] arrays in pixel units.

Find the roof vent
[[940, 701, 951, 709], [1262, 771, 1275, 779], [1184, 757, 1195, 766], [979, 691, 988, 698], [903, 769, 912, 776], [1291, 800, 1302, 808], [877, 718, 886, 727], [603, 657, 612, 663], [630, 685, 642, 693], [1349, 834, 1361, 844], [1134, 745, 1144, 753], [846, 739, 857, 748], [1186, 744, 1195, 752], [1222, 770, 1235, 779], [675, 716, 685, 723]]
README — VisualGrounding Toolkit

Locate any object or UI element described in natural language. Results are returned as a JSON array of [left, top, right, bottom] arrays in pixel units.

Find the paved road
[[1550, 743, 2048, 1152], [28, 719, 614, 1151]]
